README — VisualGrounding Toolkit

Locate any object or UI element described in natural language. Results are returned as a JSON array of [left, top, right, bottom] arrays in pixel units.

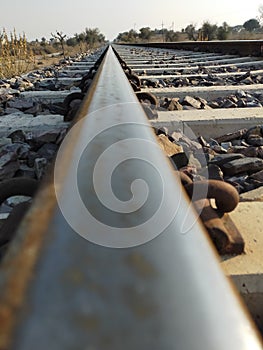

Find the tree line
[[115, 18, 263, 43], [0, 27, 106, 78], [33, 27, 106, 56]]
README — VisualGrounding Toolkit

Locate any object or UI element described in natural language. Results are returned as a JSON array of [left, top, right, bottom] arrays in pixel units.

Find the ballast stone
[[0, 152, 19, 181], [157, 134, 183, 156], [250, 169, 263, 182], [37, 143, 58, 161], [221, 157, 263, 176], [240, 186, 263, 202], [7, 98, 34, 110], [182, 95, 202, 109], [210, 153, 245, 167]]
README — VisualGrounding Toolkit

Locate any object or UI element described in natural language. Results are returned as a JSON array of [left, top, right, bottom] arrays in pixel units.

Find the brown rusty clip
[[184, 179, 239, 213], [179, 175, 244, 255], [193, 198, 244, 255]]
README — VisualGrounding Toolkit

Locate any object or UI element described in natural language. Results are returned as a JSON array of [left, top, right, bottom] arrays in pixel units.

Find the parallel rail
[[0, 46, 262, 349], [114, 43, 263, 140], [123, 40, 263, 56]]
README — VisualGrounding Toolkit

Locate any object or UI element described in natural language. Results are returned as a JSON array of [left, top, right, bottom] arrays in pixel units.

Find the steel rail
[[123, 40, 263, 57], [0, 45, 262, 350]]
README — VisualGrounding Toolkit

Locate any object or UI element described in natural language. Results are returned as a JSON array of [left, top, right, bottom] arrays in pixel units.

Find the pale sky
[[0, 0, 262, 41]]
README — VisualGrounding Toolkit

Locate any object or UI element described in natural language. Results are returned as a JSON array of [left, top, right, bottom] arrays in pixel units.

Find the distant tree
[[85, 28, 101, 47], [69, 29, 105, 51], [201, 21, 218, 40], [40, 37, 47, 47], [76, 28, 105, 49], [116, 29, 138, 42], [153, 28, 161, 34], [66, 37, 77, 46], [127, 29, 138, 41], [116, 32, 128, 42], [76, 32, 85, 42], [184, 24, 197, 40], [243, 18, 260, 32], [139, 27, 152, 41], [165, 30, 178, 42], [51, 31, 67, 58], [73, 33, 84, 52], [217, 22, 230, 40]]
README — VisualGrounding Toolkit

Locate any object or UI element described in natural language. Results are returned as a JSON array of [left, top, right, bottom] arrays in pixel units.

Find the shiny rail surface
[[0, 46, 262, 350]]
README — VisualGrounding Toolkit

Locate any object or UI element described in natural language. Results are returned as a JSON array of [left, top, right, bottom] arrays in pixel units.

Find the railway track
[[114, 44, 263, 337], [114, 44, 263, 190], [0, 43, 262, 349]]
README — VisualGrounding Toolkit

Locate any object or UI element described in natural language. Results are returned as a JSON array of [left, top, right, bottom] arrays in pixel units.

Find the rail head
[[0, 45, 262, 350]]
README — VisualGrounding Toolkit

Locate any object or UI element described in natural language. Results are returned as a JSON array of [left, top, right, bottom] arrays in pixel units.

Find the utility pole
[[161, 20, 165, 42]]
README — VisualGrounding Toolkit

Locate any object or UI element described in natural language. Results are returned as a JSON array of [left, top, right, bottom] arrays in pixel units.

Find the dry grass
[[0, 29, 34, 79], [228, 32, 263, 40], [0, 30, 95, 78]]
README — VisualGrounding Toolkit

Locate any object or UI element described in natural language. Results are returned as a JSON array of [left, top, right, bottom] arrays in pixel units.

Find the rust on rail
[[0, 47, 109, 350], [0, 175, 56, 349]]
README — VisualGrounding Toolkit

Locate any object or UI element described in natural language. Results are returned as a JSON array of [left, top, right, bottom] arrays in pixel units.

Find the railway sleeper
[[63, 48, 108, 121]]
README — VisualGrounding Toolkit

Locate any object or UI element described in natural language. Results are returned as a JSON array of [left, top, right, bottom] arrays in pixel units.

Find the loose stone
[[221, 157, 263, 176]]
